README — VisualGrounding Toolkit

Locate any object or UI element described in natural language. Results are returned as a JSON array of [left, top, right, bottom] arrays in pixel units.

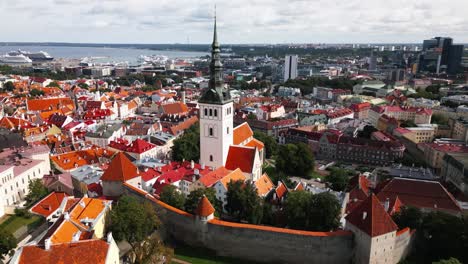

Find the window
[[227, 127, 229, 134], [209, 109, 213, 116], [214, 109, 218, 117], [204, 108, 208, 116], [210, 155, 213, 162], [209, 127, 213, 136]]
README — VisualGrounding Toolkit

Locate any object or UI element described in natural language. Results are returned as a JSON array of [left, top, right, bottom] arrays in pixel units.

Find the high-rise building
[[198, 14, 234, 169], [284, 55, 298, 81], [419, 37, 464, 75], [368, 50, 377, 71]]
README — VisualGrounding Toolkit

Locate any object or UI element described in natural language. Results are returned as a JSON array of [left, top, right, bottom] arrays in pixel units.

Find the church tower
[[199, 11, 233, 169]]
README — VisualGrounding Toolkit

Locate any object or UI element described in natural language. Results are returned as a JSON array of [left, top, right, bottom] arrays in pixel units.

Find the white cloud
[[0, 0, 467, 43]]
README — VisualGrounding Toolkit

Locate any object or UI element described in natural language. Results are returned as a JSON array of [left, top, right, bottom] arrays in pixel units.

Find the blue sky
[[1, 0, 468, 44]]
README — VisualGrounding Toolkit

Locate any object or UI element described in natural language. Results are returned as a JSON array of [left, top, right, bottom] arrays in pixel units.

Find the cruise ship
[[8, 50, 54, 61], [0, 54, 33, 65]]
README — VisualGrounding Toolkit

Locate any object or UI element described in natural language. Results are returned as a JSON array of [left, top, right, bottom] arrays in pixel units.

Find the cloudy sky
[[1, 0, 468, 44]]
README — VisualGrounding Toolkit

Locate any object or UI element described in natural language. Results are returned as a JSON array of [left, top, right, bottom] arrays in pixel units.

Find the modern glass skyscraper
[[419, 37, 464, 75]]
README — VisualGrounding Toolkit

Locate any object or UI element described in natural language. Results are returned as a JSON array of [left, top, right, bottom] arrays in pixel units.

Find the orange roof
[[127, 99, 138, 110], [30, 192, 68, 218], [18, 239, 110, 264], [345, 194, 398, 237], [233, 122, 253, 145], [50, 220, 82, 244], [69, 198, 110, 229], [50, 147, 113, 171], [199, 166, 231, 187], [27, 97, 74, 112], [161, 102, 189, 115], [255, 173, 274, 196], [294, 182, 305, 191], [225, 146, 256, 173], [169, 116, 198, 135], [219, 168, 246, 189], [245, 138, 264, 151], [101, 152, 139, 182], [195, 196, 215, 217]]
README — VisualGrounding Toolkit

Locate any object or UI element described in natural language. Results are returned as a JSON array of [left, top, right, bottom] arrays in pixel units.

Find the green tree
[[285, 191, 341, 231], [30, 88, 45, 97], [276, 143, 314, 177], [77, 83, 89, 89], [46, 81, 60, 88], [431, 114, 449, 126], [184, 188, 222, 215], [171, 123, 200, 162], [225, 180, 264, 224], [392, 206, 423, 229], [358, 125, 378, 139], [159, 185, 185, 210], [3, 81, 15, 92], [25, 179, 49, 206], [107, 196, 171, 264], [326, 168, 349, 192], [0, 229, 17, 261], [284, 191, 312, 230], [254, 131, 278, 158], [247, 113, 257, 120]]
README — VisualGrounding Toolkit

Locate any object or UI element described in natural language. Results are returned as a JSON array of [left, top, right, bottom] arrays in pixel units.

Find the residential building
[[441, 153, 468, 196], [100, 152, 141, 197], [369, 105, 432, 127], [213, 168, 246, 206], [0, 145, 50, 217], [85, 123, 124, 148]]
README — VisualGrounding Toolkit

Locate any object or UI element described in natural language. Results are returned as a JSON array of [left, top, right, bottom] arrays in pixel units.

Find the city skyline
[[2, 0, 468, 44]]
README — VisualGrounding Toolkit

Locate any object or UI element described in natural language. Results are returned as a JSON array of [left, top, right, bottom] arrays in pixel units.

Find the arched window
[[209, 127, 213, 136], [204, 108, 208, 116], [227, 127, 229, 134], [210, 155, 213, 162], [209, 109, 213, 116], [214, 109, 218, 117]]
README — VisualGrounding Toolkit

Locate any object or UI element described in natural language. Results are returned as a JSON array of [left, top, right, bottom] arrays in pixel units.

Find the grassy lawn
[[0, 215, 43, 235], [173, 245, 259, 264]]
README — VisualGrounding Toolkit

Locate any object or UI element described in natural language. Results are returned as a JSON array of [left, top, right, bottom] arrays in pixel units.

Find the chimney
[[201, 163, 205, 170], [384, 198, 390, 212], [44, 238, 51, 250], [72, 231, 81, 242], [190, 160, 195, 169], [362, 211, 367, 220], [64, 212, 70, 220]]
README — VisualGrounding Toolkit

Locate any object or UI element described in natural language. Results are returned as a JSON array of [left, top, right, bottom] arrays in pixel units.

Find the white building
[[0, 145, 51, 217]]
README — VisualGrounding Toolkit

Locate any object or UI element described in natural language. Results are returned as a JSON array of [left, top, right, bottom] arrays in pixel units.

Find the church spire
[[199, 7, 231, 105]]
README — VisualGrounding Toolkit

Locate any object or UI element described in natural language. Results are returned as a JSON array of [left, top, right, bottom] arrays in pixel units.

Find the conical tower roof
[[195, 195, 215, 217]]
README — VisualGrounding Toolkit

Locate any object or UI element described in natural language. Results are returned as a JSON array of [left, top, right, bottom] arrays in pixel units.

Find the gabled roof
[[27, 97, 74, 112], [30, 192, 68, 218], [69, 197, 111, 229], [275, 181, 288, 200], [199, 166, 231, 187], [195, 196, 215, 217], [126, 139, 156, 154], [161, 101, 189, 115], [375, 177, 461, 213], [17, 239, 110, 264], [255, 173, 275, 196], [345, 194, 398, 237], [219, 168, 246, 190], [101, 152, 139, 182], [233, 122, 253, 145], [225, 145, 257, 173], [245, 138, 264, 151]]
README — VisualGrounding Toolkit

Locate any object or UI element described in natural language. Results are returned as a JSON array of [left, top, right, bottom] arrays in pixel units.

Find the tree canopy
[[46, 81, 60, 88], [30, 88, 45, 97], [0, 229, 17, 260], [285, 191, 341, 231], [225, 180, 264, 224], [253, 131, 278, 159], [159, 185, 186, 210], [326, 168, 349, 192], [107, 195, 171, 264], [171, 123, 200, 162], [25, 179, 49, 207], [184, 188, 222, 216], [276, 143, 314, 178], [3, 81, 15, 92]]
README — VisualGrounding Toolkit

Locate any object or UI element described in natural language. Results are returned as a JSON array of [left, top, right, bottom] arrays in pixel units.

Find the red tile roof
[[195, 196, 215, 217], [225, 146, 256, 173], [376, 178, 461, 213], [161, 102, 189, 115], [275, 181, 288, 200], [255, 173, 275, 196], [245, 138, 264, 151], [27, 97, 74, 112], [345, 194, 398, 237], [30, 192, 68, 218], [101, 152, 139, 182], [199, 166, 231, 187], [233, 122, 253, 145], [18, 239, 110, 264]]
